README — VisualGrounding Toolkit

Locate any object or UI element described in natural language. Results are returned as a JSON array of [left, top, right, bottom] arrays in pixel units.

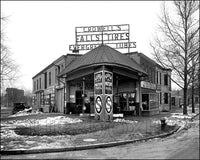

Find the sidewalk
[[1, 107, 199, 155]]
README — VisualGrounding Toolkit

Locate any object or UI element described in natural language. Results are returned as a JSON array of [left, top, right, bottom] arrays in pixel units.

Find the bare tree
[[191, 48, 199, 113], [1, 16, 20, 106], [150, 0, 199, 115]]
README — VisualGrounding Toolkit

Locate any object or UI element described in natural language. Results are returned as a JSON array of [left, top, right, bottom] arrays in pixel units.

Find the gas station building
[[32, 25, 172, 120], [57, 44, 147, 120]]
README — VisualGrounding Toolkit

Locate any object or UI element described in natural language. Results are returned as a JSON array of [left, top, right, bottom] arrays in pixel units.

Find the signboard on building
[[44, 86, 55, 95], [94, 70, 113, 121], [94, 71, 103, 95], [105, 71, 113, 95], [141, 81, 156, 90], [104, 71, 113, 121], [69, 24, 136, 51], [95, 96, 102, 114]]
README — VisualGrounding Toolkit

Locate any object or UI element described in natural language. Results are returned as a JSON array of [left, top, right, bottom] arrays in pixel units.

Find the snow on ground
[[171, 112, 196, 119], [152, 112, 195, 128], [166, 119, 186, 128], [1, 116, 83, 129], [114, 118, 138, 123], [1, 116, 83, 150], [34, 116, 83, 126], [1, 128, 21, 139]]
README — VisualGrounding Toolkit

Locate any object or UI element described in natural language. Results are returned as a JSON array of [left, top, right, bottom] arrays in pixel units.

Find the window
[[37, 79, 38, 90], [148, 68, 151, 82], [44, 72, 47, 89], [34, 81, 36, 91], [119, 92, 136, 111], [164, 93, 168, 104], [40, 92, 44, 105], [40, 78, 41, 89], [61, 64, 64, 70], [152, 70, 154, 83], [55, 68, 57, 83], [171, 97, 175, 106], [58, 66, 60, 73], [195, 97, 199, 103], [49, 72, 51, 86], [152, 70, 155, 83], [33, 81, 35, 91], [160, 92, 162, 104], [160, 73, 162, 85], [164, 74, 168, 85], [157, 71, 159, 84], [45, 94, 51, 105], [76, 90, 83, 105], [119, 93, 127, 111], [142, 94, 149, 110], [149, 94, 158, 110]]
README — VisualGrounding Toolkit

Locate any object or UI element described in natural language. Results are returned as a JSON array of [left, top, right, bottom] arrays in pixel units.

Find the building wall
[[5, 88, 25, 107], [156, 66, 171, 111], [32, 54, 81, 112], [128, 52, 172, 113]]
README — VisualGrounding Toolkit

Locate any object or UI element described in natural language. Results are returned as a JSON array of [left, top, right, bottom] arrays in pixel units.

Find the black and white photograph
[[1, 0, 199, 159]]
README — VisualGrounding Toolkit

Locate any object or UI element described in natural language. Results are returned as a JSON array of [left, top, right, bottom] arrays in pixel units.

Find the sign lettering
[[76, 33, 129, 43], [69, 42, 136, 51], [141, 81, 156, 90], [69, 24, 137, 51], [94, 71, 103, 95], [105, 96, 112, 113], [77, 25, 128, 33], [95, 96, 102, 114], [105, 71, 113, 95]]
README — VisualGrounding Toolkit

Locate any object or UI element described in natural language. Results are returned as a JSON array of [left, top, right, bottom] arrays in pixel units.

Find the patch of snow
[[171, 113, 194, 119], [1, 145, 5, 150], [30, 142, 65, 149], [34, 116, 82, 126], [25, 141, 35, 144], [152, 120, 161, 125], [1, 116, 83, 128], [83, 138, 97, 142], [114, 118, 138, 123], [113, 114, 124, 118], [1, 129, 21, 138]]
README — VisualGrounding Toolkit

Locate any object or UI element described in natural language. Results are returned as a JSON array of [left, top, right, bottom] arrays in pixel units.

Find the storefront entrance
[[141, 92, 159, 116], [118, 92, 136, 114]]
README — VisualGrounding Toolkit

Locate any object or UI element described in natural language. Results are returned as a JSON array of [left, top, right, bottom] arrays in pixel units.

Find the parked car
[[12, 103, 31, 114]]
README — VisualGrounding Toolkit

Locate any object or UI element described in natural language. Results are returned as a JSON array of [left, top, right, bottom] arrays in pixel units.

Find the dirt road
[[1, 116, 199, 159]]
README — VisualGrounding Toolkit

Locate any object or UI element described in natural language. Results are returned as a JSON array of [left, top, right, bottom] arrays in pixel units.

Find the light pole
[[82, 77, 85, 114]]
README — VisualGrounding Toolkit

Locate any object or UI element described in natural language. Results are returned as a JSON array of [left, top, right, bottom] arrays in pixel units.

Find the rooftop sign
[[69, 24, 136, 51]]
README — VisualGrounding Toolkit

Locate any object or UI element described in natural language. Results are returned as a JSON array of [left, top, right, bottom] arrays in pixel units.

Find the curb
[[172, 112, 199, 133], [190, 113, 200, 121], [0, 125, 180, 155]]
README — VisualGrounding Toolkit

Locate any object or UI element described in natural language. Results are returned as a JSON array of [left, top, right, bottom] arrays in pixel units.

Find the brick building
[[32, 54, 81, 112], [5, 88, 25, 107], [125, 52, 172, 115], [33, 45, 172, 116]]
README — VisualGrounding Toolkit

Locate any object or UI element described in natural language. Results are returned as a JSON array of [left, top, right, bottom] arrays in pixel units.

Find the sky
[[2, 1, 174, 91]]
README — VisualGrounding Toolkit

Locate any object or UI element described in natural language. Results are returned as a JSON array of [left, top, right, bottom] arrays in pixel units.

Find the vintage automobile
[[12, 103, 31, 114]]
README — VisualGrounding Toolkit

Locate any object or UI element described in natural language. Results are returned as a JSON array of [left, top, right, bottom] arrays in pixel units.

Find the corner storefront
[[141, 81, 159, 116], [58, 44, 147, 120]]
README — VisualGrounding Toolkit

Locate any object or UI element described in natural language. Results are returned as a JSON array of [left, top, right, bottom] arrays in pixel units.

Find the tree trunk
[[191, 83, 195, 113], [183, 87, 188, 115]]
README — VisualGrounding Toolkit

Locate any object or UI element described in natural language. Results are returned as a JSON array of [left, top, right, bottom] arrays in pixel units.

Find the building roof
[[32, 54, 82, 79], [126, 52, 172, 71], [58, 44, 147, 77]]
